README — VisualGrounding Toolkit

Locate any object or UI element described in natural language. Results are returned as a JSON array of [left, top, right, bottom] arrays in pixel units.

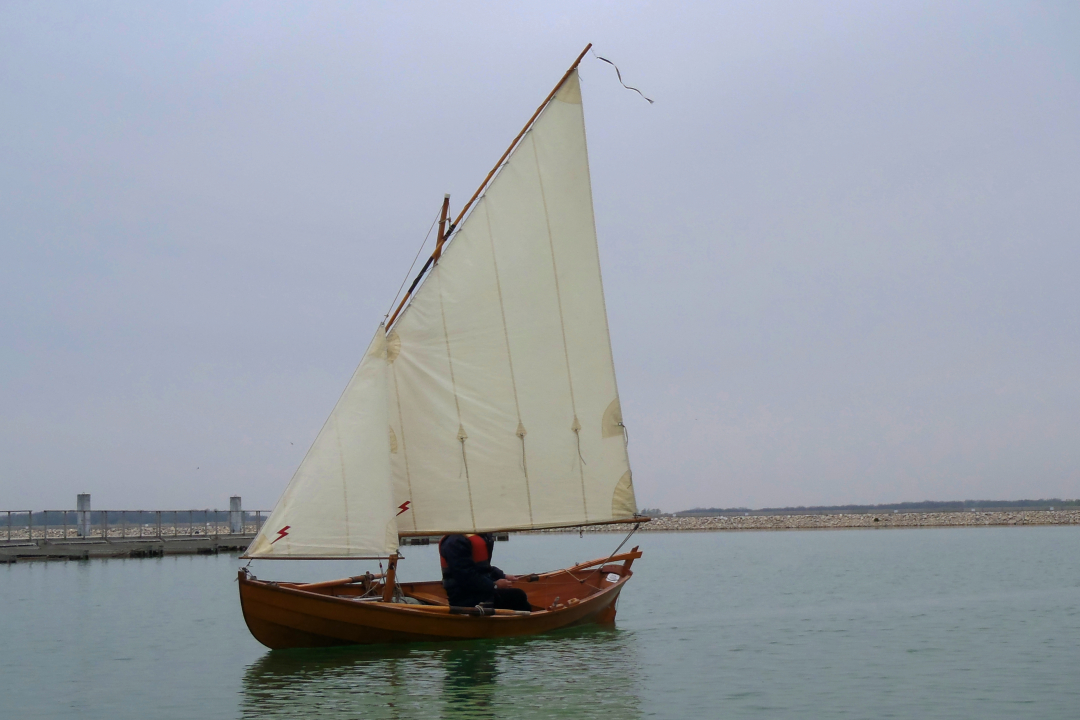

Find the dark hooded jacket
[[439, 533, 506, 607]]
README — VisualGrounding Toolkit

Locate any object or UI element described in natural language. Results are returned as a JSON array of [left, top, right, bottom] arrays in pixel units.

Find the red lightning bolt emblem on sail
[[271, 526, 290, 544], [397, 501, 411, 516]]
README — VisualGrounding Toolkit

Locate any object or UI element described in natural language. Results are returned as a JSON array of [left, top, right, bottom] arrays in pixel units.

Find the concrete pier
[[77, 493, 90, 537], [0, 494, 267, 563], [0, 535, 255, 563], [230, 496, 243, 534]]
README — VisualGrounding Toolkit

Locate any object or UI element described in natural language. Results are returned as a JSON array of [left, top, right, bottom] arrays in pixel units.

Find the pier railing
[[1, 510, 271, 544]]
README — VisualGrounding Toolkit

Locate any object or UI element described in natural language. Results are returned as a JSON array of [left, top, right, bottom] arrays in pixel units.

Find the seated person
[[438, 533, 531, 612]]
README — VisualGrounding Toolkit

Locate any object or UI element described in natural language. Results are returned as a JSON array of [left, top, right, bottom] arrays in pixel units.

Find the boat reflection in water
[[241, 626, 643, 720]]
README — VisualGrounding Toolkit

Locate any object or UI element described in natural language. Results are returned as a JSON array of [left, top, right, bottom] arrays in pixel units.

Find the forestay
[[387, 70, 637, 535], [245, 328, 400, 558]]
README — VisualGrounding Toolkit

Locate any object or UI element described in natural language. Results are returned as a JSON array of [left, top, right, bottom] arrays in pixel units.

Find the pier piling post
[[77, 494, 91, 538], [230, 496, 242, 534]]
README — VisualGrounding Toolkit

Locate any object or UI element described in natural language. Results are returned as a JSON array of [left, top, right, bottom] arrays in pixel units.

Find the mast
[[431, 193, 451, 263], [381, 554, 399, 602], [386, 43, 593, 332]]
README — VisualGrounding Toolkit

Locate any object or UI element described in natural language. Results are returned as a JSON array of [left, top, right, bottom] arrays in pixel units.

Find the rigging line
[[384, 208, 443, 321], [545, 522, 641, 584], [593, 522, 642, 572], [590, 50, 654, 104], [610, 522, 640, 557], [564, 568, 587, 584]]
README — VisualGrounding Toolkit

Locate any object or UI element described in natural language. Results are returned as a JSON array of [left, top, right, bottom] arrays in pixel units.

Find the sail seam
[[435, 268, 478, 530], [577, 85, 634, 487], [390, 366, 418, 532], [483, 201, 535, 524], [531, 134, 590, 522], [333, 415, 351, 550], [519, 436, 529, 491]]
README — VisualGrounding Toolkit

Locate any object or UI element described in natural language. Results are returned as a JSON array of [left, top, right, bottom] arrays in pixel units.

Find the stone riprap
[[537, 510, 1080, 533]]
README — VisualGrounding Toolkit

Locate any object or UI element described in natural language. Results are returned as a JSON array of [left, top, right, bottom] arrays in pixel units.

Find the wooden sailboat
[[239, 44, 645, 649]]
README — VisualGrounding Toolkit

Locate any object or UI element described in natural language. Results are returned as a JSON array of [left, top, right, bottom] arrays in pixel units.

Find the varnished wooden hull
[[238, 550, 639, 649]]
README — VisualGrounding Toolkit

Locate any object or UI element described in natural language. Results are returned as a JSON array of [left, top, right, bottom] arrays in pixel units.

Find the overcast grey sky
[[2, 1, 1078, 512]]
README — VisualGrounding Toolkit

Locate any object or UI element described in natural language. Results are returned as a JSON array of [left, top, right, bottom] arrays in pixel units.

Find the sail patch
[[601, 398, 623, 438], [386, 330, 401, 363], [611, 470, 636, 518], [554, 71, 582, 105]]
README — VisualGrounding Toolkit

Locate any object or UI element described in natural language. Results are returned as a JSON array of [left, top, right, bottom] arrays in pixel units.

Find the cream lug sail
[[387, 70, 637, 536], [245, 327, 399, 558]]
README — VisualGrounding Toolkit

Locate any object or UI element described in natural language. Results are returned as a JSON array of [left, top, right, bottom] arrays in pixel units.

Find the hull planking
[[238, 549, 639, 649]]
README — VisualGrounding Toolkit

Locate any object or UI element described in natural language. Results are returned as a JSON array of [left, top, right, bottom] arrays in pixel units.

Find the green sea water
[[2, 527, 1078, 718]]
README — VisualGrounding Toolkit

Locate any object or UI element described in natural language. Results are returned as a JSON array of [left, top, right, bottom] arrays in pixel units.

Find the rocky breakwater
[[543, 510, 1080, 533]]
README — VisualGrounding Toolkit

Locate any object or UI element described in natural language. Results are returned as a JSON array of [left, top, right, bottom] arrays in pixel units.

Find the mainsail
[[244, 65, 638, 559], [245, 328, 399, 558], [387, 69, 637, 535]]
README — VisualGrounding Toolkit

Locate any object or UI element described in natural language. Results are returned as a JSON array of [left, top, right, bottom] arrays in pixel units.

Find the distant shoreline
[[534, 510, 1080, 533]]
